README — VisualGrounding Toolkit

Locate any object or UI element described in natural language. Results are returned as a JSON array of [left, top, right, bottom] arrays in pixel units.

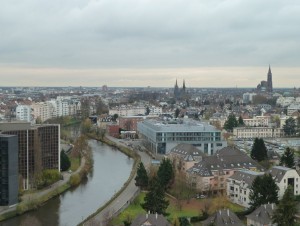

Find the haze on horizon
[[1, 0, 299, 88]]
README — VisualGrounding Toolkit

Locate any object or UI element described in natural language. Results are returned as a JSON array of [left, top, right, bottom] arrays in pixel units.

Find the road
[[83, 136, 152, 226]]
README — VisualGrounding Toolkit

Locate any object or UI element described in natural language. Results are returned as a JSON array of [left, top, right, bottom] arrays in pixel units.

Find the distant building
[[137, 119, 227, 155], [174, 79, 186, 100], [242, 93, 257, 104], [119, 116, 145, 132], [243, 115, 271, 127], [0, 121, 60, 190], [16, 105, 32, 123], [106, 123, 120, 138], [0, 134, 19, 206], [257, 65, 273, 93], [233, 127, 283, 139]]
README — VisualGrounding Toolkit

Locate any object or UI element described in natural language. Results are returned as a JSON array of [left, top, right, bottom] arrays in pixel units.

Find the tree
[[145, 106, 150, 115], [272, 186, 297, 226], [112, 114, 118, 122], [141, 177, 169, 215], [223, 114, 238, 132], [175, 108, 180, 118], [157, 158, 174, 190], [280, 147, 295, 168], [283, 117, 296, 136], [249, 174, 279, 209], [135, 162, 148, 190], [60, 150, 71, 171], [81, 118, 92, 135], [250, 138, 268, 162], [238, 116, 244, 126]]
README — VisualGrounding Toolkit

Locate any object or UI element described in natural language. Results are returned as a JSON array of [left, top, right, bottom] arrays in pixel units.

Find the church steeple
[[267, 65, 273, 93], [182, 79, 186, 92], [174, 79, 179, 98]]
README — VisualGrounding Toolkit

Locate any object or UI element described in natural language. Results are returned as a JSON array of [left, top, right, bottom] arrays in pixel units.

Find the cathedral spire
[[267, 65, 273, 93]]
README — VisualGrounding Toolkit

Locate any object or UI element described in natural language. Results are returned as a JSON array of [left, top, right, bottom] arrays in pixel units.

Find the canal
[[0, 140, 133, 226]]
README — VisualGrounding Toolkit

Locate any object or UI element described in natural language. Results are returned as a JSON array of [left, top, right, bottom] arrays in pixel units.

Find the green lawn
[[112, 192, 245, 226]]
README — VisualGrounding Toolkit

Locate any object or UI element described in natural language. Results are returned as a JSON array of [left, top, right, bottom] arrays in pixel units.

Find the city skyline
[[1, 0, 299, 87]]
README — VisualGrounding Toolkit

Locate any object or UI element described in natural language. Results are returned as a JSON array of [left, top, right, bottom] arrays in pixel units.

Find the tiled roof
[[268, 166, 295, 183], [131, 213, 171, 226], [229, 170, 264, 187], [202, 209, 245, 226], [246, 204, 276, 225], [169, 143, 205, 162]]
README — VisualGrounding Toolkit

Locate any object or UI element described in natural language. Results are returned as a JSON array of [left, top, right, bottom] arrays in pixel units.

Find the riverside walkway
[[83, 136, 152, 226]]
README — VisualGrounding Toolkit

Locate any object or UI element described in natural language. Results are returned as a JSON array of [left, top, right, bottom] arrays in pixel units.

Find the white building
[[227, 170, 264, 208], [16, 105, 32, 123], [109, 105, 145, 116], [276, 97, 295, 107], [227, 166, 300, 208], [233, 127, 283, 139], [243, 116, 271, 127], [149, 106, 162, 116], [268, 166, 300, 197]]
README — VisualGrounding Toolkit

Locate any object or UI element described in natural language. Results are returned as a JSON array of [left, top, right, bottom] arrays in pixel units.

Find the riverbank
[[0, 155, 87, 222], [80, 135, 152, 226]]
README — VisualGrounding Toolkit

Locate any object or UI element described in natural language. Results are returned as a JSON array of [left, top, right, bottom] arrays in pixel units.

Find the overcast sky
[[1, 0, 299, 87]]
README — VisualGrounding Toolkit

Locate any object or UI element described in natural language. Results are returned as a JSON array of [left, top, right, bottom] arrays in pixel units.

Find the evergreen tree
[[157, 158, 174, 190], [60, 150, 71, 171], [250, 138, 268, 162], [272, 186, 297, 226], [249, 174, 279, 209], [238, 116, 244, 126], [223, 114, 238, 132], [145, 106, 151, 115], [175, 108, 180, 118], [280, 147, 295, 168], [283, 117, 296, 136], [141, 177, 169, 215], [135, 162, 148, 190]]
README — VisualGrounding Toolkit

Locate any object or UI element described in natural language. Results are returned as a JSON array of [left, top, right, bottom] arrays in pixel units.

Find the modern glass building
[[0, 134, 19, 206], [0, 122, 60, 190], [137, 119, 227, 155]]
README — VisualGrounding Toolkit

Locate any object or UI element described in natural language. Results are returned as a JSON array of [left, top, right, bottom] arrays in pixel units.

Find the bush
[[35, 169, 60, 189], [190, 212, 209, 222], [69, 174, 81, 187]]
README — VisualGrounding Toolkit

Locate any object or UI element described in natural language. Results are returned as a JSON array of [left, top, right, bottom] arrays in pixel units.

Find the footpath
[[83, 136, 152, 226]]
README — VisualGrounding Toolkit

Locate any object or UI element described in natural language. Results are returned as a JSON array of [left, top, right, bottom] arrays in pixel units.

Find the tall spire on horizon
[[267, 65, 273, 93]]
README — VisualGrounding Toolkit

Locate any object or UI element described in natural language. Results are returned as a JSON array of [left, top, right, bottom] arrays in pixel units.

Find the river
[[0, 140, 133, 226]]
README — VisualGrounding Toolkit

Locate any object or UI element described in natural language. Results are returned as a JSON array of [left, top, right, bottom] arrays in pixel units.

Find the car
[[196, 194, 206, 199]]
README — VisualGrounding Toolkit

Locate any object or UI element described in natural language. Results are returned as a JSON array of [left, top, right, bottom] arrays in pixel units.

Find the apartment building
[[243, 116, 270, 127], [227, 166, 300, 208], [109, 105, 145, 117], [16, 105, 32, 123], [187, 147, 261, 194]]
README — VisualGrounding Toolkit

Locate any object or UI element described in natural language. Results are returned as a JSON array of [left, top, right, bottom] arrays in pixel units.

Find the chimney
[[272, 204, 274, 210], [156, 212, 158, 219], [227, 209, 229, 216]]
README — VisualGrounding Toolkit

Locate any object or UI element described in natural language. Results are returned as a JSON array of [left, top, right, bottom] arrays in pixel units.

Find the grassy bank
[[79, 135, 140, 226]]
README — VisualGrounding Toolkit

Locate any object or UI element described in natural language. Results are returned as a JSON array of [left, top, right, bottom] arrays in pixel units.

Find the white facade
[[233, 127, 283, 139], [16, 105, 32, 122], [243, 116, 271, 127], [149, 106, 162, 116], [109, 106, 145, 116], [276, 97, 295, 107], [227, 171, 264, 208]]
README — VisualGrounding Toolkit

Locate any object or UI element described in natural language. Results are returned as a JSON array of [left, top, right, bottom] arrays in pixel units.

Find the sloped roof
[[188, 147, 263, 177], [169, 143, 205, 162], [131, 213, 171, 226], [246, 204, 276, 225], [268, 166, 296, 183], [202, 209, 245, 226], [229, 170, 264, 187]]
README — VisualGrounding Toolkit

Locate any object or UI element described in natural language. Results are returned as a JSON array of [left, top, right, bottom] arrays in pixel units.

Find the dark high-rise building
[[0, 122, 60, 190], [174, 79, 180, 99], [0, 134, 19, 206], [267, 65, 273, 93]]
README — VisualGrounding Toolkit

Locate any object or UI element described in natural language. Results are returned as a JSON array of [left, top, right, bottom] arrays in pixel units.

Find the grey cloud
[[0, 0, 299, 69]]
